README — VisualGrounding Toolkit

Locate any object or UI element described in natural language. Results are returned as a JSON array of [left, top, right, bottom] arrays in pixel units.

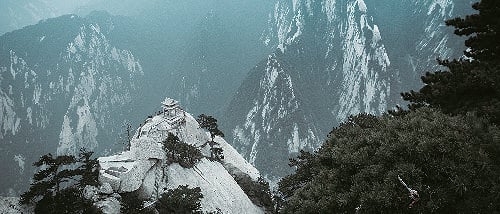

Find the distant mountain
[[0, 98, 269, 213], [74, 0, 275, 117], [0, 12, 143, 195], [223, 0, 471, 185], [113, 0, 274, 117], [0, 0, 275, 196], [0, 0, 91, 36]]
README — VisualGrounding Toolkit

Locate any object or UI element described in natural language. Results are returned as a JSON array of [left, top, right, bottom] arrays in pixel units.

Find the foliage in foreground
[[163, 133, 203, 168], [19, 148, 100, 213], [402, 0, 500, 125], [197, 114, 224, 142], [278, 108, 500, 213], [120, 192, 156, 214], [156, 185, 203, 214], [234, 175, 273, 211]]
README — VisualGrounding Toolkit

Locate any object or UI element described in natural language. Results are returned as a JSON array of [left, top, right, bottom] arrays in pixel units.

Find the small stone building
[[161, 97, 185, 127]]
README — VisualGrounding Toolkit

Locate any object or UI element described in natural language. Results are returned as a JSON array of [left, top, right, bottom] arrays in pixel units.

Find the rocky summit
[[90, 98, 265, 213]]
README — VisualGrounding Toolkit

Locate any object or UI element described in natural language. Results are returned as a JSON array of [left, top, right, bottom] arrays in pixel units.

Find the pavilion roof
[[161, 97, 178, 107]]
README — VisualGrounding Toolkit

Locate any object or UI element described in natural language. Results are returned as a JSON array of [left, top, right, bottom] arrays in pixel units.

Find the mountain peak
[[94, 98, 265, 213], [0, 12, 143, 195], [225, 0, 469, 185]]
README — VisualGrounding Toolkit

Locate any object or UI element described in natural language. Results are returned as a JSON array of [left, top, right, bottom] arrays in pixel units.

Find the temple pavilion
[[161, 97, 185, 126]]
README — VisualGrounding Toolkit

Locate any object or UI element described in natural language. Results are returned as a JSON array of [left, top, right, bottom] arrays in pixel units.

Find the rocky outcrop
[[95, 98, 264, 213]]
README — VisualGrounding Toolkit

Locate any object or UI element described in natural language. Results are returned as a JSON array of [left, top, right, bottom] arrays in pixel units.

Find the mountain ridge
[[223, 0, 471, 184], [0, 12, 143, 196]]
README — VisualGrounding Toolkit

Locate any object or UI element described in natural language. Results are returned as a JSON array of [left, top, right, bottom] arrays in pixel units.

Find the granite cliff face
[[0, 99, 267, 213], [224, 0, 471, 184], [94, 98, 265, 213], [0, 13, 143, 195]]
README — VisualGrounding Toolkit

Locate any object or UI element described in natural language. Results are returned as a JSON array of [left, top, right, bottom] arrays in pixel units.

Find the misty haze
[[0, 0, 499, 213]]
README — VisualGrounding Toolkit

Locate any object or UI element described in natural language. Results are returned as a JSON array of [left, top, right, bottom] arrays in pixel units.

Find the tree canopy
[[19, 149, 99, 213], [156, 185, 203, 214], [20, 153, 78, 205], [402, 0, 500, 124], [279, 3, 500, 210], [197, 114, 224, 142], [446, 0, 499, 62], [163, 132, 203, 168], [278, 108, 500, 213]]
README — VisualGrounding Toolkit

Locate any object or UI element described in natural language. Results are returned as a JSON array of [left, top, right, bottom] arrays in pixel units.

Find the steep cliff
[[0, 13, 143, 195], [224, 0, 470, 184], [94, 98, 265, 213]]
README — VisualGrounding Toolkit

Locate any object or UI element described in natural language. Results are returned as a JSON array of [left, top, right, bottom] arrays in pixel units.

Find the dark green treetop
[[20, 149, 100, 213], [197, 114, 224, 142], [156, 185, 203, 214], [402, 0, 500, 124], [163, 133, 203, 168], [278, 108, 500, 213]]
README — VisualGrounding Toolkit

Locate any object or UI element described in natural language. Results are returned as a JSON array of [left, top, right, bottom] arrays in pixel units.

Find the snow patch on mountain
[[408, 0, 462, 81], [357, 0, 367, 13], [0, 90, 20, 138], [324, 0, 337, 22], [337, 0, 390, 121], [428, 0, 454, 16], [274, 2, 292, 52], [228, 51, 322, 184], [13, 154, 25, 174]]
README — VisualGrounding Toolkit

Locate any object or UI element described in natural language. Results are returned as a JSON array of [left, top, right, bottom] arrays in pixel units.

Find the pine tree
[[210, 147, 224, 161], [278, 108, 500, 213], [120, 192, 148, 214], [156, 185, 203, 214], [402, 0, 500, 124], [20, 150, 100, 213], [197, 114, 224, 142], [20, 153, 78, 205], [163, 133, 203, 168], [446, 0, 499, 62], [77, 148, 99, 187]]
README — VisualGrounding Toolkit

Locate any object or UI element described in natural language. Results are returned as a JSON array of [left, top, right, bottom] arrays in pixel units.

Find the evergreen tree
[[20, 153, 78, 206], [402, 0, 500, 124], [278, 108, 500, 213], [20, 150, 100, 213], [77, 148, 99, 187], [156, 185, 203, 214], [120, 192, 152, 214], [163, 133, 203, 168], [233, 175, 273, 211], [39, 186, 94, 214], [197, 114, 224, 142], [446, 0, 499, 62]]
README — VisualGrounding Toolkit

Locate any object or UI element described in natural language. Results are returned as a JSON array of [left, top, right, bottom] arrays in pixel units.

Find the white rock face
[[95, 197, 120, 214], [0, 197, 32, 214], [97, 98, 264, 213], [167, 160, 263, 214], [0, 13, 144, 195]]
